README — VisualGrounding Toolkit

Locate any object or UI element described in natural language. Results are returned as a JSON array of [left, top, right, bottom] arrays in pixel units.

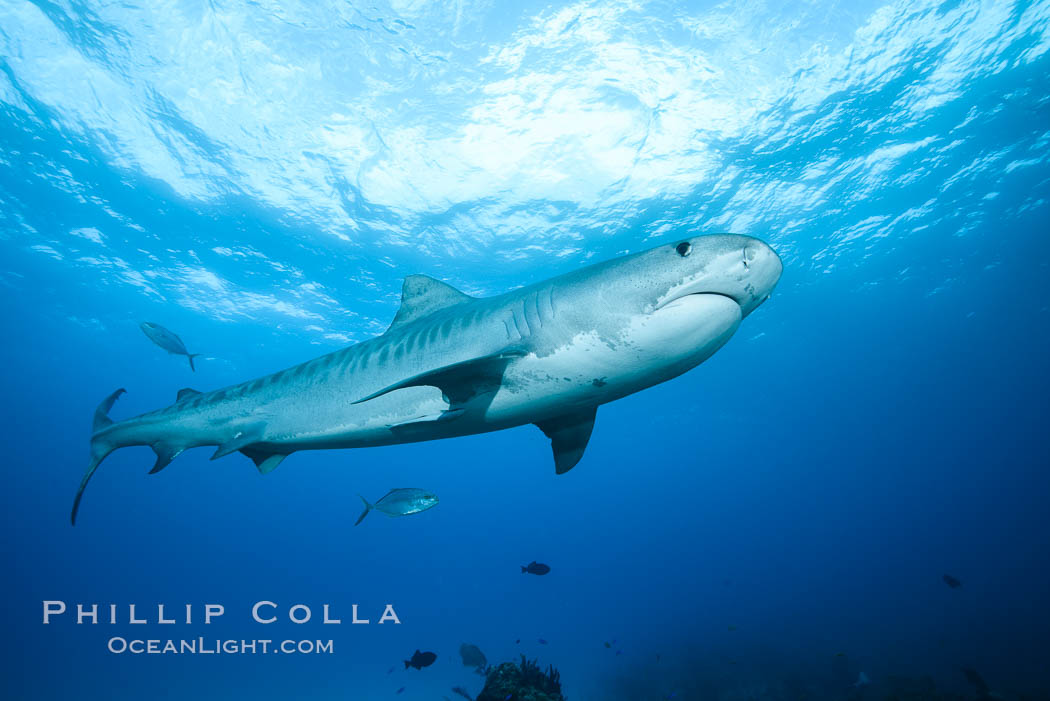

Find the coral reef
[[475, 655, 564, 701]]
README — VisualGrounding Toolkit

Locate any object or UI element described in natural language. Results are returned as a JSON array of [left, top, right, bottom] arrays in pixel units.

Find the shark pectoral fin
[[352, 348, 525, 406], [212, 424, 266, 460], [389, 408, 465, 430], [175, 387, 201, 402], [535, 407, 598, 475], [149, 443, 185, 474], [238, 446, 289, 474]]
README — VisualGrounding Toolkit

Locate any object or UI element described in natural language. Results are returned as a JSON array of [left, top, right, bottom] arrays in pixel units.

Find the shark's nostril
[[743, 245, 758, 270]]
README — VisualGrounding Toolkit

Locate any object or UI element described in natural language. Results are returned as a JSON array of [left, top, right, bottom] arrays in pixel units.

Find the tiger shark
[[71, 234, 782, 525]]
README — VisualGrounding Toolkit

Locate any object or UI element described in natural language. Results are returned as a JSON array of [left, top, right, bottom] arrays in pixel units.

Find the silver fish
[[355, 488, 438, 525], [140, 322, 201, 372]]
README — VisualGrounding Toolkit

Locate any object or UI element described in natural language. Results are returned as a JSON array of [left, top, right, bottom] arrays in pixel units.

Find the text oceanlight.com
[[107, 638, 334, 655]]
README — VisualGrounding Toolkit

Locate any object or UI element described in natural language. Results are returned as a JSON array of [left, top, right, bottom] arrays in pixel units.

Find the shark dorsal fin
[[176, 388, 201, 402], [387, 274, 473, 333]]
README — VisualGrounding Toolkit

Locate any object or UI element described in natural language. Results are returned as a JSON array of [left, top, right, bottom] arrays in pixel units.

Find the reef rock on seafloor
[[475, 655, 564, 701]]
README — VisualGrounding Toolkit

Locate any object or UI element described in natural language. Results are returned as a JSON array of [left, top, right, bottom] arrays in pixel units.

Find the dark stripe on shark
[[525, 294, 537, 331], [543, 286, 555, 320]]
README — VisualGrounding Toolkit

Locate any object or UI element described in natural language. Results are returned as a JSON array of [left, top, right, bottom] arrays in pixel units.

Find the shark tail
[[71, 388, 288, 526], [354, 495, 373, 526], [73, 388, 195, 525], [187, 354, 201, 372], [72, 388, 127, 525]]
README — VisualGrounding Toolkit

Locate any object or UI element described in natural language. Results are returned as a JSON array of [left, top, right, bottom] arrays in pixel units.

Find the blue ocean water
[[2, 0, 1049, 699]]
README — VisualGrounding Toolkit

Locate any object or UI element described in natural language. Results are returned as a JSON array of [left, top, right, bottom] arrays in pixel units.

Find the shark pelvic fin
[[535, 406, 598, 475], [176, 387, 201, 402], [352, 348, 525, 406], [239, 447, 289, 475], [149, 443, 185, 474], [211, 424, 266, 460], [254, 454, 286, 474], [386, 274, 474, 332]]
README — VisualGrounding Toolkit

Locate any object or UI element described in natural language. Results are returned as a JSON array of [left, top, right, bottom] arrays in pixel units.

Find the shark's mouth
[[643, 292, 743, 359], [650, 292, 743, 334], [655, 291, 741, 312]]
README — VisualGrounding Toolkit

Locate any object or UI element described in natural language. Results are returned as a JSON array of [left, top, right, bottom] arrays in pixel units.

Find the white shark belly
[[482, 292, 743, 426]]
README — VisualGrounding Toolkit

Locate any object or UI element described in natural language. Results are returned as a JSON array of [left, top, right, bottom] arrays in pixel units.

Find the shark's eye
[[675, 242, 691, 257]]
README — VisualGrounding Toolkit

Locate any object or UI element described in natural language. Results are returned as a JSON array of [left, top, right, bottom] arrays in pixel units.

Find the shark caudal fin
[[71, 387, 289, 525], [71, 388, 127, 526], [354, 495, 373, 526], [187, 354, 201, 372]]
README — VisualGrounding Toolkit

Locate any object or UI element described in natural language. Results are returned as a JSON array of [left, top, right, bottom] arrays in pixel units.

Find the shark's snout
[[655, 235, 782, 317], [738, 238, 782, 317]]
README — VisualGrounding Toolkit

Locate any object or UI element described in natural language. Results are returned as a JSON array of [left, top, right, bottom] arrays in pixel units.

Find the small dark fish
[[603, 642, 611, 648], [140, 322, 201, 371], [357, 488, 439, 526], [728, 625, 737, 631], [451, 687, 473, 701], [616, 650, 622, 656], [505, 695, 513, 701], [521, 561, 551, 575], [396, 688, 405, 695], [404, 649, 437, 670], [963, 667, 990, 698], [537, 638, 548, 645], [459, 643, 487, 670], [387, 666, 395, 674], [656, 653, 661, 663], [943, 574, 962, 588], [514, 639, 520, 644]]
